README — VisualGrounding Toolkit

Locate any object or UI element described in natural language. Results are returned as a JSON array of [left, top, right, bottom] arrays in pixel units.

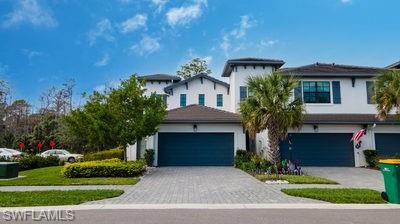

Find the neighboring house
[[127, 58, 400, 167], [386, 60, 400, 69]]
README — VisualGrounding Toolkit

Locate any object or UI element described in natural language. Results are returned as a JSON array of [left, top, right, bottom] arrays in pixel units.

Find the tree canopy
[[374, 70, 400, 120], [176, 58, 211, 79]]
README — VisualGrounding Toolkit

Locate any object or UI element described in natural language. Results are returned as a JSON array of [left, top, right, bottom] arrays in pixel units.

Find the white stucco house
[[127, 58, 400, 167]]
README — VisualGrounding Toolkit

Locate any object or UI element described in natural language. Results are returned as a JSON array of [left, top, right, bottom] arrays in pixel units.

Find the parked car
[[40, 149, 83, 163], [2, 148, 23, 158], [0, 148, 13, 160]]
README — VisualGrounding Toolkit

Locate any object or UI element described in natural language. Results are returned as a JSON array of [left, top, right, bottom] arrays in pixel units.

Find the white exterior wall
[[148, 123, 246, 166], [229, 66, 273, 112], [144, 81, 171, 95], [166, 78, 230, 111], [300, 77, 378, 114]]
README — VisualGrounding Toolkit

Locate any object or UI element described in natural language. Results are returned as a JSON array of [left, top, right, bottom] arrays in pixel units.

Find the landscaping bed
[[0, 166, 139, 186], [0, 190, 124, 207], [282, 188, 385, 204], [256, 174, 337, 184]]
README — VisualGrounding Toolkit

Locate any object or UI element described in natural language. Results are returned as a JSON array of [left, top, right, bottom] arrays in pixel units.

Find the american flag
[[351, 129, 366, 142]]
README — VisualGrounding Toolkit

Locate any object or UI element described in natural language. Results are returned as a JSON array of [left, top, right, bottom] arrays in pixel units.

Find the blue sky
[[0, 0, 399, 108]]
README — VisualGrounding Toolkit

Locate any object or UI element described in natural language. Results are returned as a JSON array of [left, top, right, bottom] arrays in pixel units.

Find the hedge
[[62, 159, 146, 178], [363, 150, 378, 168], [18, 155, 61, 171], [83, 147, 124, 161]]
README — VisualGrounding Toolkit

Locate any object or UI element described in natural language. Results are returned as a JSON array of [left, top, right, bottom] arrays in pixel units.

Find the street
[[1, 208, 399, 224]]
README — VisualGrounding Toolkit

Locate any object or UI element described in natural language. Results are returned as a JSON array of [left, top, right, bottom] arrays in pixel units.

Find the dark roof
[[386, 61, 400, 69], [138, 74, 181, 81], [280, 63, 386, 77], [163, 104, 241, 124], [222, 57, 285, 77], [164, 73, 229, 93], [304, 114, 400, 125]]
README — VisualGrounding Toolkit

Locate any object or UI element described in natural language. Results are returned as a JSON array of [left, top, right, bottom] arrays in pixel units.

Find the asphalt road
[[1, 209, 399, 224]]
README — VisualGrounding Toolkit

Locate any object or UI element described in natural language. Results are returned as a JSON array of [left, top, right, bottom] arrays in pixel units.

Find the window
[[240, 86, 248, 101], [217, 94, 223, 107], [198, 94, 205, 106], [366, 81, 375, 104], [180, 94, 186, 107], [303, 81, 331, 103]]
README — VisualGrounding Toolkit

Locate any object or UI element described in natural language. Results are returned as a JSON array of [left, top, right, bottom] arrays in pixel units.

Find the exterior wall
[[166, 78, 231, 111], [229, 66, 273, 112], [144, 80, 171, 95], [299, 77, 379, 114], [150, 123, 246, 166]]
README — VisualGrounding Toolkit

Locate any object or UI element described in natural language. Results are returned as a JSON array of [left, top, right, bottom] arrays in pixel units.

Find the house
[[127, 58, 400, 167]]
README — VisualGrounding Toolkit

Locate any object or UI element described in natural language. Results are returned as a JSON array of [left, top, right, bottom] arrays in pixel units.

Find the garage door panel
[[280, 133, 355, 167], [158, 133, 234, 166], [375, 134, 400, 157]]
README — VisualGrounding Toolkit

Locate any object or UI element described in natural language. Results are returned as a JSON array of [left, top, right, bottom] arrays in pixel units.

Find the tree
[[240, 72, 305, 164], [374, 70, 400, 120], [177, 58, 211, 79], [108, 76, 166, 160]]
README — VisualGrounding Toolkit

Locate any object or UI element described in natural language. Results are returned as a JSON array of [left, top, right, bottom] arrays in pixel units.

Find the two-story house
[[127, 58, 400, 167]]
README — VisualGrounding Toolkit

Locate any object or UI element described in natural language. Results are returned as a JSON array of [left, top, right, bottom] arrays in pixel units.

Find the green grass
[[0, 166, 139, 186], [0, 190, 124, 207], [282, 188, 385, 204], [255, 174, 338, 184]]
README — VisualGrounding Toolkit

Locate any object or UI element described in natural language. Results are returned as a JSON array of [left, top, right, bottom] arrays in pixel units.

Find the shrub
[[144, 149, 155, 166], [62, 159, 146, 178], [18, 155, 60, 171], [84, 147, 124, 161], [235, 150, 272, 174], [364, 150, 378, 168], [235, 150, 252, 167]]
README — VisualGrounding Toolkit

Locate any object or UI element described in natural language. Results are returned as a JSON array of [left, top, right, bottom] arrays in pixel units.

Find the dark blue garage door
[[375, 134, 400, 157], [280, 133, 355, 167], [158, 133, 234, 166]]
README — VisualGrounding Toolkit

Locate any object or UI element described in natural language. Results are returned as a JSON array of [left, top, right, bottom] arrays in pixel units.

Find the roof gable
[[164, 73, 229, 93], [163, 104, 241, 124]]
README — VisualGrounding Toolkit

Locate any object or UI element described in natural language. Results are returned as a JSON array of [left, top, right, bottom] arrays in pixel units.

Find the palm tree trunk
[[267, 122, 281, 165]]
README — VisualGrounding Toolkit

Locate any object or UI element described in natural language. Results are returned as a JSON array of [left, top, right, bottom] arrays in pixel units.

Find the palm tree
[[374, 70, 400, 120], [240, 72, 305, 164]]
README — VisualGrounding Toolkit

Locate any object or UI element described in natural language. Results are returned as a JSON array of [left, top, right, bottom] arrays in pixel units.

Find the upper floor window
[[366, 81, 375, 104], [198, 94, 205, 106], [217, 94, 223, 107], [240, 86, 248, 101], [303, 81, 331, 103], [180, 94, 186, 107]]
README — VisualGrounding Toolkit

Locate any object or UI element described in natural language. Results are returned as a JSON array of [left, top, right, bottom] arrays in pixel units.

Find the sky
[[0, 0, 400, 108]]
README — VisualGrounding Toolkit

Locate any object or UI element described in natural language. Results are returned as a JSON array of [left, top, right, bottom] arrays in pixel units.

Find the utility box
[[0, 162, 19, 179]]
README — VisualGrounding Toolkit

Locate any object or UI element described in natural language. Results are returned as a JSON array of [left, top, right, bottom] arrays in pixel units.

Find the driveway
[[85, 167, 321, 204], [303, 167, 384, 191]]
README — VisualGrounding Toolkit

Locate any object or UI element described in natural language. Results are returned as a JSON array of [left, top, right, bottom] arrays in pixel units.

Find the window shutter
[[366, 81, 375, 104], [332, 81, 341, 104], [294, 81, 302, 101]]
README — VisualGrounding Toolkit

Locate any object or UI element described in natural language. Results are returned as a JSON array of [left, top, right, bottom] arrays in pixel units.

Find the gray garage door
[[157, 133, 234, 166], [280, 133, 355, 166], [375, 133, 400, 157]]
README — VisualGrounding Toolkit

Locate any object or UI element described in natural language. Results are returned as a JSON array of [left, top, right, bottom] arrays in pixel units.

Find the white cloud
[[220, 34, 231, 57], [341, 0, 352, 3], [22, 49, 44, 60], [187, 49, 212, 64], [0, 63, 8, 75], [259, 39, 278, 47], [151, 0, 168, 12], [88, 19, 115, 46], [230, 15, 255, 39], [131, 36, 161, 55], [120, 14, 147, 33], [166, 0, 207, 27], [2, 0, 57, 28], [94, 53, 110, 67], [94, 79, 120, 92]]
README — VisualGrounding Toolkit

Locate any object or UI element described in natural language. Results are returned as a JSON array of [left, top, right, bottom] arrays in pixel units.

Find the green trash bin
[[379, 159, 400, 204], [0, 162, 19, 179]]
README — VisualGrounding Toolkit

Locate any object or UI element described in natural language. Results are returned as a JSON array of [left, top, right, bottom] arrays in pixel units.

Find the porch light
[[193, 124, 198, 132], [313, 125, 319, 132]]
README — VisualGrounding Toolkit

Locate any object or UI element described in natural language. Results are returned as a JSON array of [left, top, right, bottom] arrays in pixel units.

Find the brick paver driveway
[[86, 167, 320, 204], [303, 167, 384, 191]]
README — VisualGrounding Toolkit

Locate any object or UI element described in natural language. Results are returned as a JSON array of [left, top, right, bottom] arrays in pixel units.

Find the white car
[[2, 148, 23, 158], [40, 149, 83, 163], [0, 148, 13, 160]]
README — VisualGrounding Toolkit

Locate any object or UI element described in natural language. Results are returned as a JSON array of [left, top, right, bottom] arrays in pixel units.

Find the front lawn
[[0, 190, 124, 207], [256, 174, 337, 184], [282, 188, 385, 204], [0, 166, 139, 186]]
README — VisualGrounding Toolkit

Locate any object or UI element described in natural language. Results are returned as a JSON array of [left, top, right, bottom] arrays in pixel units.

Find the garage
[[158, 133, 234, 166], [375, 133, 400, 157], [280, 133, 355, 166]]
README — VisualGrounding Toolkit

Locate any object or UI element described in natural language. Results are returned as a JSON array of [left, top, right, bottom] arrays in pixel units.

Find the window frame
[[239, 86, 248, 101], [216, 94, 223, 107], [180, 94, 186, 107], [302, 81, 332, 104], [198, 94, 205, 106]]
